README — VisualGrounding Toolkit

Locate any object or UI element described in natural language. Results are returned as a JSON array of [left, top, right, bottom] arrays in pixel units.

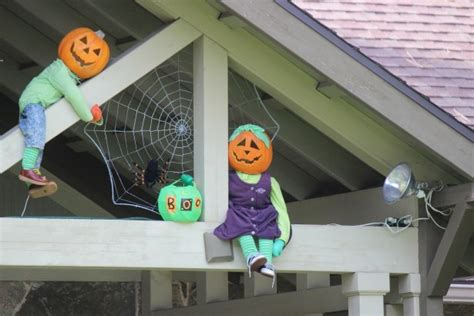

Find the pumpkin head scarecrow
[[214, 124, 291, 286], [17, 27, 110, 198]]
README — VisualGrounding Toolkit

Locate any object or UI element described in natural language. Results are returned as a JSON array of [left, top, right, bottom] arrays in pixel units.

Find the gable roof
[[292, 0, 474, 130]]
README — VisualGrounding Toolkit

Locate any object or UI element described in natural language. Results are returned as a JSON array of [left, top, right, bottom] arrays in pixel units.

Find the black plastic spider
[[132, 159, 170, 188]]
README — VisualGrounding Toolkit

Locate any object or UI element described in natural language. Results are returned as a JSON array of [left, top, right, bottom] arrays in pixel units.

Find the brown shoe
[[19, 169, 49, 186], [29, 182, 58, 199]]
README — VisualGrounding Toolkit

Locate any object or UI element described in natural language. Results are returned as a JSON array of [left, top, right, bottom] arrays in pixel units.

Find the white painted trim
[[444, 284, 474, 304], [0, 19, 202, 173], [0, 218, 418, 273]]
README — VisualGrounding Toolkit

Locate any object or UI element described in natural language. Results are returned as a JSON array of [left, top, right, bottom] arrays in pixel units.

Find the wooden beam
[[0, 218, 418, 273], [0, 59, 31, 96], [296, 272, 330, 290], [443, 283, 474, 304], [288, 186, 419, 225], [152, 285, 347, 316], [0, 19, 202, 173], [37, 168, 112, 218], [0, 268, 195, 283], [0, 268, 141, 282], [64, 0, 163, 41], [219, 0, 473, 179], [430, 183, 474, 208], [3, 167, 112, 218], [5, 0, 118, 56], [427, 201, 474, 296], [459, 240, 474, 275], [136, 0, 464, 184], [0, 6, 56, 66], [262, 99, 380, 191], [269, 151, 320, 200], [218, 12, 247, 29]]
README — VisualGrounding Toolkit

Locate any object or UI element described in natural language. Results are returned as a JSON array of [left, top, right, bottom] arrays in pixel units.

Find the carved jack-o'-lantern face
[[228, 131, 273, 174], [58, 27, 110, 79]]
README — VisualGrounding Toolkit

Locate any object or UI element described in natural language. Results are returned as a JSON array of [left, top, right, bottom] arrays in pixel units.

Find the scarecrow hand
[[272, 239, 285, 257], [90, 104, 103, 125]]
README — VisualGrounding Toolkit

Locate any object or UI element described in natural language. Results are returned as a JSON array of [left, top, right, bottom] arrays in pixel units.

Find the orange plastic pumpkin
[[58, 27, 110, 79], [228, 131, 273, 174]]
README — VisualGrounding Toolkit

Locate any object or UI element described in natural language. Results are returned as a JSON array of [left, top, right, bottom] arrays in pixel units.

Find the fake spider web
[[84, 46, 279, 214]]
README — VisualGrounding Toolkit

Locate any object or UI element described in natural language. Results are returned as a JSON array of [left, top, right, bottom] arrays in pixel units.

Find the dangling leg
[[33, 149, 43, 170], [258, 238, 273, 264], [239, 235, 266, 277], [258, 238, 276, 285], [22, 147, 40, 170], [28, 148, 57, 198], [18, 104, 50, 186]]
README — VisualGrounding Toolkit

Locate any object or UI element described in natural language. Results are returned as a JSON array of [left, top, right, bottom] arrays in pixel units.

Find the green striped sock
[[22, 147, 40, 170], [239, 235, 258, 259], [259, 239, 274, 263]]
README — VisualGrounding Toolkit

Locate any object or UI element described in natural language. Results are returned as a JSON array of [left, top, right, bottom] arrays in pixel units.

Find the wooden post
[[296, 272, 330, 316], [296, 272, 330, 290], [193, 35, 229, 304], [141, 271, 172, 315], [342, 272, 390, 316], [244, 274, 276, 297], [399, 274, 421, 316]]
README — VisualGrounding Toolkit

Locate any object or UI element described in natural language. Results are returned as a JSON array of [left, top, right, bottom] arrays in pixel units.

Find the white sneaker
[[246, 254, 267, 277], [259, 263, 277, 288]]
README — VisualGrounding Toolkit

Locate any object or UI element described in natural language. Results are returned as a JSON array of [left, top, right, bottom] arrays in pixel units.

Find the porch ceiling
[[0, 0, 384, 219]]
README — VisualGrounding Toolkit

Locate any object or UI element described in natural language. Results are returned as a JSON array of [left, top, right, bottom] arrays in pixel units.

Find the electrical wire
[[327, 186, 451, 234]]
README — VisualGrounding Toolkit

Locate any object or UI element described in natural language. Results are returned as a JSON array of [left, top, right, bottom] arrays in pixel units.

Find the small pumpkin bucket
[[157, 174, 202, 222]]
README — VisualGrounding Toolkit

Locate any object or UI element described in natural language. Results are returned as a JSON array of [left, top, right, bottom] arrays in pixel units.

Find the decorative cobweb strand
[[84, 50, 194, 213], [228, 71, 280, 140], [84, 123, 158, 213]]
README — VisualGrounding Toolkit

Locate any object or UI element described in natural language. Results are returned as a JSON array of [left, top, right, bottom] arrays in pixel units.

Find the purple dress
[[214, 172, 281, 240]]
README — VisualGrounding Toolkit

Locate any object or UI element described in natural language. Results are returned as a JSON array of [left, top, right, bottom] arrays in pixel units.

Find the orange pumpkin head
[[228, 126, 273, 174], [58, 27, 110, 79]]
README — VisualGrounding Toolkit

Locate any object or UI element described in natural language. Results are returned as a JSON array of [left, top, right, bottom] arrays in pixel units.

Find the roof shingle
[[293, 0, 474, 129]]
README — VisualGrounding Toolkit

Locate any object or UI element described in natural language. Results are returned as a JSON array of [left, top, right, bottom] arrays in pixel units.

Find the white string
[[21, 195, 30, 217]]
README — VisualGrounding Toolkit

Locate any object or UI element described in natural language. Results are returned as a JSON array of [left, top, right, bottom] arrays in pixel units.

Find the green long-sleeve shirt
[[19, 59, 93, 122], [236, 172, 291, 244]]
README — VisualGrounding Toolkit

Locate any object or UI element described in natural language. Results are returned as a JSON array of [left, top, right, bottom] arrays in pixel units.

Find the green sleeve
[[49, 65, 93, 122], [270, 177, 291, 244]]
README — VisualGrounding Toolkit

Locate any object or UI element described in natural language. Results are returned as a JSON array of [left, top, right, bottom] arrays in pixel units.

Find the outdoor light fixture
[[383, 162, 433, 204]]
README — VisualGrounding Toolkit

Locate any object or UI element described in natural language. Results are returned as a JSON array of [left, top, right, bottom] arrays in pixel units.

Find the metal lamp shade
[[383, 163, 418, 204]]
